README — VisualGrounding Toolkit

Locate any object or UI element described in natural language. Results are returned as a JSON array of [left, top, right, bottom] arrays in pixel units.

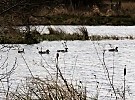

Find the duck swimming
[[18, 48, 24, 53], [57, 47, 68, 53], [108, 47, 118, 52], [38, 49, 50, 54]]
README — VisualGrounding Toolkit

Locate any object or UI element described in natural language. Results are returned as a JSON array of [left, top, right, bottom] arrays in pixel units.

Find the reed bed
[[43, 27, 135, 41], [8, 77, 86, 100], [0, 26, 135, 44]]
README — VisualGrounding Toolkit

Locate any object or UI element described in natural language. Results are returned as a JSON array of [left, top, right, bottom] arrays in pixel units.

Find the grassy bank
[[31, 15, 135, 26], [0, 26, 134, 44]]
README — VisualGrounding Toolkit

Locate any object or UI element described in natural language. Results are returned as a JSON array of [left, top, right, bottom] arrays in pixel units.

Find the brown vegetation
[[0, 0, 135, 26], [8, 77, 86, 100]]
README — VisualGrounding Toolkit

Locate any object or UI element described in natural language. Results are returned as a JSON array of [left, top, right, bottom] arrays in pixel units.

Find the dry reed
[[8, 76, 86, 100]]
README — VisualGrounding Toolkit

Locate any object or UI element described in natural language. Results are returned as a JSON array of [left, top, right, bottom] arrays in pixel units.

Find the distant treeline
[[0, 0, 135, 26], [0, 0, 103, 12], [0, 0, 135, 14]]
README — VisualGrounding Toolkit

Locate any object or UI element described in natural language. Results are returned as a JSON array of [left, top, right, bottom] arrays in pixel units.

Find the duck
[[57, 47, 68, 53], [18, 48, 24, 53], [108, 47, 118, 52], [38, 47, 50, 54]]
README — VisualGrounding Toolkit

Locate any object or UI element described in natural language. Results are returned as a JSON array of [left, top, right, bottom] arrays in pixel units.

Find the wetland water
[[1, 26, 135, 99]]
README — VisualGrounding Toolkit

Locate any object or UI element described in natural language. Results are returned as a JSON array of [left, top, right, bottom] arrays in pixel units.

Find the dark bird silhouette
[[38, 49, 50, 54], [18, 48, 24, 53], [37, 47, 50, 54], [108, 47, 118, 52], [57, 47, 68, 53]]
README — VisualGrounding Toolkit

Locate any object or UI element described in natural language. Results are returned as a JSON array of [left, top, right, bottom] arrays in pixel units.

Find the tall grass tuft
[[47, 27, 66, 35], [78, 27, 89, 40], [8, 76, 86, 99], [47, 27, 58, 35]]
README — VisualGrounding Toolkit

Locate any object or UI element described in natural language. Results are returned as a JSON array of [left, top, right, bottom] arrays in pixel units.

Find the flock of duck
[[17, 42, 68, 54], [18, 47, 68, 54], [17, 42, 118, 54]]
